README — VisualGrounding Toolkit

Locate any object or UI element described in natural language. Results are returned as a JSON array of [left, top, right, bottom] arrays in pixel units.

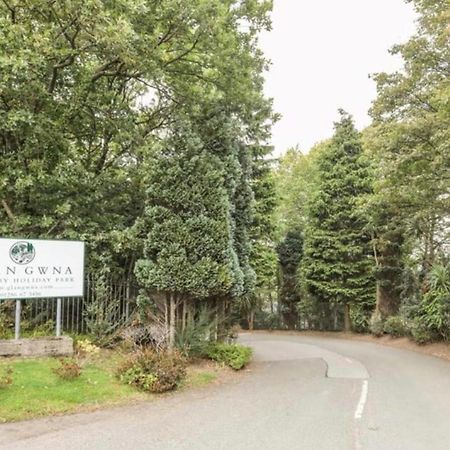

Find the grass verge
[[0, 351, 222, 423]]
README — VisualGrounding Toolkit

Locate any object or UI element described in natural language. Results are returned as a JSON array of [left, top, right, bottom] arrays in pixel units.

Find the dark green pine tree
[[232, 144, 257, 297], [190, 107, 259, 301], [135, 119, 240, 347], [302, 111, 375, 331], [277, 228, 303, 329], [249, 147, 278, 311], [235, 145, 278, 329]]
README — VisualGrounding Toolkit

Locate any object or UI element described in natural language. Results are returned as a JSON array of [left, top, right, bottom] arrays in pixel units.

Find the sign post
[[56, 298, 62, 337], [14, 299, 21, 340], [0, 238, 85, 347]]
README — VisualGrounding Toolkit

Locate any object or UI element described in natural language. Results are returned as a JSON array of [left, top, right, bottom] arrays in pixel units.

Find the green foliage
[[273, 145, 324, 237], [301, 112, 375, 328], [206, 343, 252, 370], [0, 367, 13, 389], [245, 146, 278, 327], [0, 309, 55, 339], [350, 304, 372, 333], [135, 118, 240, 300], [118, 366, 158, 392], [417, 264, 450, 341], [367, 0, 450, 309], [0, 356, 142, 422], [0, 0, 274, 279], [83, 277, 128, 346], [383, 316, 409, 338], [253, 311, 283, 330], [369, 312, 385, 337], [0, 306, 13, 339], [175, 308, 216, 358], [52, 358, 82, 381], [26, 320, 55, 338], [277, 229, 303, 328], [232, 144, 257, 297], [117, 349, 187, 393], [409, 317, 436, 345]]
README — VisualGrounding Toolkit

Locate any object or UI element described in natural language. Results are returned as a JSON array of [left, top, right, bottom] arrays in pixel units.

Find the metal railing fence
[[0, 275, 138, 336]]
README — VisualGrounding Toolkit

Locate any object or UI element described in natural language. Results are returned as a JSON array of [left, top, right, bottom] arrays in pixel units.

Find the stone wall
[[0, 336, 73, 357]]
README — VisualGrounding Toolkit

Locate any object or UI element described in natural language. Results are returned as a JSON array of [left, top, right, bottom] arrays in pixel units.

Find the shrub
[[28, 320, 55, 337], [175, 308, 215, 358], [253, 312, 283, 330], [383, 316, 409, 338], [52, 358, 82, 380], [409, 317, 436, 345], [369, 312, 384, 337], [76, 339, 101, 357], [350, 304, 372, 333], [206, 343, 252, 370], [83, 276, 128, 346], [117, 349, 186, 393], [0, 303, 14, 339], [0, 366, 13, 389], [420, 292, 450, 342], [119, 365, 158, 391]]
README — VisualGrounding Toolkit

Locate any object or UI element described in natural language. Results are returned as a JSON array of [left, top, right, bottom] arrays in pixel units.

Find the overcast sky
[[259, 0, 417, 155]]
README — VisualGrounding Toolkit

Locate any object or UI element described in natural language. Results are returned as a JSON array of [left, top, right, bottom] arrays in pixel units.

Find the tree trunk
[[376, 276, 401, 319], [214, 305, 218, 341], [344, 304, 351, 332], [164, 293, 169, 341], [373, 229, 403, 319], [187, 300, 193, 327], [169, 294, 176, 350], [269, 290, 274, 314], [217, 299, 227, 341], [248, 310, 255, 331], [181, 298, 186, 333]]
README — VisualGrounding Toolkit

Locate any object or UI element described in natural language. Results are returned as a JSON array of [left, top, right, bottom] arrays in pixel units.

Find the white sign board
[[0, 238, 85, 300]]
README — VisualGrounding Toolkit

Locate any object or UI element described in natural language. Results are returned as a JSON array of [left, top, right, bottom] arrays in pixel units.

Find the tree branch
[[48, 55, 75, 93], [91, 59, 121, 83], [163, 35, 201, 67], [1, 199, 15, 222]]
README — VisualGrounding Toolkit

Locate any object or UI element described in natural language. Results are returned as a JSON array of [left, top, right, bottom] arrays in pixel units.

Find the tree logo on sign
[[9, 241, 36, 265]]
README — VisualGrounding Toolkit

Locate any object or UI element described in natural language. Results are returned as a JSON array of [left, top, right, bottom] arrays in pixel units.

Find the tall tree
[[363, 0, 450, 320], [273, 146, 322, 237], [239, 146, 278, 329], [134, 118, 241, 347], [0, 0, 275, 277], [277, 228, 303, 329], [369, 0, 450, 278], [362, 128, 407, 319], [302, 112, 375, 331]]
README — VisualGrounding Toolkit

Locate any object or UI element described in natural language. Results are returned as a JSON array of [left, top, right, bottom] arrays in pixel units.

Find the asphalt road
[[1, 332, 449, 450]]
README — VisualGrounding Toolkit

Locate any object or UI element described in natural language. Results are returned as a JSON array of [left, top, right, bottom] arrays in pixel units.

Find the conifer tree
[[277, 229, 303, 329], [302, 112, 375, 331], [135, 119, 240, 347]]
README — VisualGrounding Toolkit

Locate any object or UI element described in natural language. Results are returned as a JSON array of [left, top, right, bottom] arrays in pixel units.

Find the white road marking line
[[345, 357, 353, 364], [354, 380, 369, 420]]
